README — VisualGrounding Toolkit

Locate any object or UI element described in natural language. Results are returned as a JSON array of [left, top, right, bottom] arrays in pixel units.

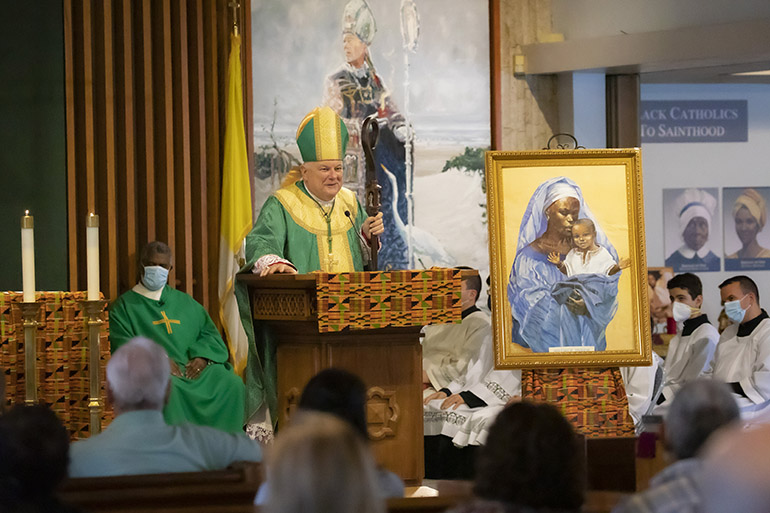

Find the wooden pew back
[[58, 461, 262, 513]]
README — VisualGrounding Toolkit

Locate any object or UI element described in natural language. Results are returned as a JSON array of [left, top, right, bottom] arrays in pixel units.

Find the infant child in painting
[[548, 218, 630, 276]]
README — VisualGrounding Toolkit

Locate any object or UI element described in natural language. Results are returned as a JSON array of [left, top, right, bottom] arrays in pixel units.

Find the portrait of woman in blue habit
[[507, 177, 621, 352]]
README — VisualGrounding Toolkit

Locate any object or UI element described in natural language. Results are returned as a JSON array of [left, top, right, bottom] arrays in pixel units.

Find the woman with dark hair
[[298, 367, 369, 438], [256, 368, 404, 504], [453, 401, 585, 513]]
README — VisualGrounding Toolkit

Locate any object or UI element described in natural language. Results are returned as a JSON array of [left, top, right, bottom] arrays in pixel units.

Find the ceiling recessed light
[[732, 70, 770, 76]]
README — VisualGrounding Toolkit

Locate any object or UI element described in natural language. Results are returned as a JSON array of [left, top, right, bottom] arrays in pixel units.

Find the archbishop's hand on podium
[[260, 263, 298, 277], [363, 212, 384, 239]]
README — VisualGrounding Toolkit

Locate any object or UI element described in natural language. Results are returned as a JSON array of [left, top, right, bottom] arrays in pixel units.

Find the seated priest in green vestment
[[109, 241, 246, 433], [234, 106, 384, 440]]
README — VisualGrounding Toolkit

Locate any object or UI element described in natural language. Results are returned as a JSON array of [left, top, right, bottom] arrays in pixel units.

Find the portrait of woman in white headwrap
[[725, 188, 770, 260], [664, 188, 720, 272], [507, 177, 622, 353]]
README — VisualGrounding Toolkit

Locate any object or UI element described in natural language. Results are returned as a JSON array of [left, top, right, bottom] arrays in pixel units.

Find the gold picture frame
[[486, 148, 651, 368]]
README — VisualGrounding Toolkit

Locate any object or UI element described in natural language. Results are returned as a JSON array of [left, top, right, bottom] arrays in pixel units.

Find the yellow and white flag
[[219, 33, 252, 377]]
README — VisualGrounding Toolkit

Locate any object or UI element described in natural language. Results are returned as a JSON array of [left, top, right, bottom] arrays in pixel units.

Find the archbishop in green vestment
[[110, 242, 246, 434], [234, 106, 384, 438]]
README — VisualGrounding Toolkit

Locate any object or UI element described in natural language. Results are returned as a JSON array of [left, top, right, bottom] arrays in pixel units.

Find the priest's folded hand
[[423, 390, 448, 405], [169, 359, 184, 378], [363, 212, 384, 238], [185, 357, 208, 380], [441, 394, 465, 410]]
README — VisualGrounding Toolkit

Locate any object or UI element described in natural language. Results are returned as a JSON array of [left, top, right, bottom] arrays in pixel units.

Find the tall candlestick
[[86, 213, 100, 301], [21, 211, 35, 302]]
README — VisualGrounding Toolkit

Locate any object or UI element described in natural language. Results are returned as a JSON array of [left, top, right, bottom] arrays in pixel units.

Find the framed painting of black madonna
[[486, 149, 652, 368]]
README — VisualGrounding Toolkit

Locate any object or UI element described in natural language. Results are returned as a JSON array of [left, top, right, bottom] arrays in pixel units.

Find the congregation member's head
[[0, 405, 70, 510], [719, 275, 762, 325], [473, 401, 584, 512], [664, 380, 739, 462], [107, 337, 170, 414], [667, 273, 704, 323], [701, 423, 770, 513], [265, 411, 384, 513], [296, 368, 404, 499], [299, 368, 368, 440], [139, 241, 172, 291]]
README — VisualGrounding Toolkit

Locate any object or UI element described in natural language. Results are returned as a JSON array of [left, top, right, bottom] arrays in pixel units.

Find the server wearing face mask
[[652, 273, 719, 414], [703, 275, 770, 413], [108, 241, 246, 434]]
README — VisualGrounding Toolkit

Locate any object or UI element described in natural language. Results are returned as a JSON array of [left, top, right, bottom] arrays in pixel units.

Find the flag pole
[[228, 1, 240, 37]]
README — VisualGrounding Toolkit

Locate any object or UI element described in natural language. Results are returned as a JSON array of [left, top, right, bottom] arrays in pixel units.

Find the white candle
[[21, 211, 35, 303], [86, 213, 100, 301]]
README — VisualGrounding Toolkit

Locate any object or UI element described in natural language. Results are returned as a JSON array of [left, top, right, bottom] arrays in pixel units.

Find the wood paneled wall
[[64, 0, 253, 313]]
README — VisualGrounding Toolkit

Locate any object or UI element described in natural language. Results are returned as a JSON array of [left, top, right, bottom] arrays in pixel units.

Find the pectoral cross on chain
[[327, 252, 339, 270], [153, 310, 181, 334]]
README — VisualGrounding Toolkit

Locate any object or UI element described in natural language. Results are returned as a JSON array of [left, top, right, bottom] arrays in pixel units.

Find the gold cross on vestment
[[153, 310, 181, 334], [327, 253, 339, 270]]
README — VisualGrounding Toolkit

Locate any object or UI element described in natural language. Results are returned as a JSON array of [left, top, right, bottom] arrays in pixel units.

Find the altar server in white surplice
[[705, 275, 770, 417], [423, 330, 522, 448], [421, 269, 488, 393], [653, 273, 718, 415], [621, 352, 664, 428]]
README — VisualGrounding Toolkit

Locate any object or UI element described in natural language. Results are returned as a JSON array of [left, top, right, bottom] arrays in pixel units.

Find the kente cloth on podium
[[109, 286, 245, 433], [0, 291, 113, 439], [522, 367, 635, 437]]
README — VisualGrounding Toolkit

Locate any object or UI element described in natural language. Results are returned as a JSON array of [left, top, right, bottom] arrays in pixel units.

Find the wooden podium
[[239, 271, 464, 484]]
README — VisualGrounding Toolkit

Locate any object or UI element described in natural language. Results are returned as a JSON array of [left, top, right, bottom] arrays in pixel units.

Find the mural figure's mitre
[[296, 106, 350, 162], [342, 0, 376, 45]]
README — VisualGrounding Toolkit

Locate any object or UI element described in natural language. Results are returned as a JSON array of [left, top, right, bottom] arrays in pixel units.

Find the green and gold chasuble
[[235, 180, 368, 426], [247, 180, 367, 273], [110, 286, 246, 433]]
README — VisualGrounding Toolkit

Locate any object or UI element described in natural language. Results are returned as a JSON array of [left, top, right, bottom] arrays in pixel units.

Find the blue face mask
[[724, 295, 748, 324], [142, 265, 169, 291]]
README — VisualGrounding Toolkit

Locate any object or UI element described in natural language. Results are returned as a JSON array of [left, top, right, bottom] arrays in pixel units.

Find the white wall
[[552, 0, 770, 39], [642, 83, 770, 321]]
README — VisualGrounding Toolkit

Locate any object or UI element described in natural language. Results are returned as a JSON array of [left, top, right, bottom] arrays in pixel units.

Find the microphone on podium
[[345, 210, 371, 267]]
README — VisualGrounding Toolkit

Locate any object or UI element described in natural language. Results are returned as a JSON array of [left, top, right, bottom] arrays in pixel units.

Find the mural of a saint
[[323, 0, 410, 270]]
